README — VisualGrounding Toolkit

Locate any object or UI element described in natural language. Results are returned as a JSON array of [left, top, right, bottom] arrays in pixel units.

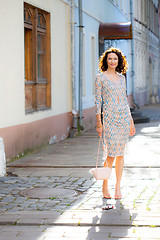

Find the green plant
[[149, 225, 156, 228], [50, 197, 57, 200], [146, 206, 151, 211]]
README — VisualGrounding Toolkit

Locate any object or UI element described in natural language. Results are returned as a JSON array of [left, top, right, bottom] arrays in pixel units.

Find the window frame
[[24, 2, 51, 114]]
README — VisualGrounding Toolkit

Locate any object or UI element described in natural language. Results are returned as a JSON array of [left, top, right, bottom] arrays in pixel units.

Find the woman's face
[[106, 52, 118, 70]]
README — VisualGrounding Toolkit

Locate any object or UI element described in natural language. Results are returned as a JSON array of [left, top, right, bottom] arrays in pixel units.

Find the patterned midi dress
[[95, 72, 131, 157]]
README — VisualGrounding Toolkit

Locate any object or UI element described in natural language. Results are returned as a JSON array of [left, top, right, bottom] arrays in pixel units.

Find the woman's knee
[[116, 156, 124, 161], [107, 156, 115, 162], [104, 156, 115, 167]]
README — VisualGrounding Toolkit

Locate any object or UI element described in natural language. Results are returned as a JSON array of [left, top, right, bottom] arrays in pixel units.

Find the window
[[24, 3, 51, 113]]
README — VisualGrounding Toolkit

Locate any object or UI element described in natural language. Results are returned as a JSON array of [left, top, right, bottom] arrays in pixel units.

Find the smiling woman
[[98, 47, 128, 74], [95, 47, 135, 199]]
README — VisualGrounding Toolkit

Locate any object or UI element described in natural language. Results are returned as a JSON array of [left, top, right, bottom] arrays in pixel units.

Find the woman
[[95, 47, 135, 199]]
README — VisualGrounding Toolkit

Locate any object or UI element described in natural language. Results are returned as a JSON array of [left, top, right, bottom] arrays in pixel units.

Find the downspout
[[78, 0, 84, 130], [146, 0, 150, 103], [69, 0, 78, 137], [71, 0, 76, 112], [130, 0, 136, 108]]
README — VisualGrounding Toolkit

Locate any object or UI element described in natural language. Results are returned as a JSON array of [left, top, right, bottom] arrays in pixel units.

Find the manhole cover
[[20, 188, 77, 199]]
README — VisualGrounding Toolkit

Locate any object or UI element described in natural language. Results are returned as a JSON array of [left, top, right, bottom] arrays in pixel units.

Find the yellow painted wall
[[0, 0, 72, 128]]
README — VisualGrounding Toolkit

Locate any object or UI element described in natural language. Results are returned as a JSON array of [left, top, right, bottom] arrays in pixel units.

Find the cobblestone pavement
[[0, 169, 160, 214], [0, 111, 160, 239], [0, 175, 95, 213], [0, 167, 160, 239]]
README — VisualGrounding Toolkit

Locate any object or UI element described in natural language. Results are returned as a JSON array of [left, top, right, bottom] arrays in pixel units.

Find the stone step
[[131, 111, 143, 118], [133, 116, 150, 124], [131, 109, 150, 124]]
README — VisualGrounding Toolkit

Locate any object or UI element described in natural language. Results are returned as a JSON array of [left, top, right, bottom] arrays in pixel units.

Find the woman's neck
[[106, 69, 117, 75]]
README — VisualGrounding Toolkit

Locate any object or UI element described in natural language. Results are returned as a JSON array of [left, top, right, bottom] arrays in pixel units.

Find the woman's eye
[[108, 58, 117, 60]]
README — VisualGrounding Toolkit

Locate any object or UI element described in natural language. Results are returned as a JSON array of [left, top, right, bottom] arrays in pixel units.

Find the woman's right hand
[[129, 118, 136, 136], [96, 114, 103, 137], [96, 126, 103, 137]]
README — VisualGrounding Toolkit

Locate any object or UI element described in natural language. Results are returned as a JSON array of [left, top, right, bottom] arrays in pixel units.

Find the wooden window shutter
[[24, 3, 51, 113]]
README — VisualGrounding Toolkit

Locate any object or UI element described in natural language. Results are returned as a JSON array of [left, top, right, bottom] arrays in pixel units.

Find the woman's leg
[[115, 156, 124, 199], [103, 156, 114, 198]]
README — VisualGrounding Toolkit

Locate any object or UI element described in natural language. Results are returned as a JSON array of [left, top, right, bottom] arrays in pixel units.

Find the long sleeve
[[123, 76, 129, 104], [122, 75, 131, 115], [95, 74, 102, 115]]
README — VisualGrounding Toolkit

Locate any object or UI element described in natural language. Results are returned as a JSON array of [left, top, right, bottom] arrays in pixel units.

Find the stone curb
[[0, 210, 160, 227]]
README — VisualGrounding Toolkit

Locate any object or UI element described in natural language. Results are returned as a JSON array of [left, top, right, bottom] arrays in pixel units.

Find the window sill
[[25, 107, 51, 115]]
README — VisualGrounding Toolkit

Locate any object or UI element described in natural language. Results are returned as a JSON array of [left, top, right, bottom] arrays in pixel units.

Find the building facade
[[0, 0, 133, 160], [133, 0, 160, 106], [0, 0, 72, 159]]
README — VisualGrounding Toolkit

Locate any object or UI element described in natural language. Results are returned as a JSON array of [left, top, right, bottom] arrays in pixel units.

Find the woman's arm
[[95, 74, 102, 115], [122, 75, 136, 136], [95, 75, 103, 136]]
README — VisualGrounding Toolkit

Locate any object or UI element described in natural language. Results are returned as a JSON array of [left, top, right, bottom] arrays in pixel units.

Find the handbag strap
[[96, 136, 108, 168]]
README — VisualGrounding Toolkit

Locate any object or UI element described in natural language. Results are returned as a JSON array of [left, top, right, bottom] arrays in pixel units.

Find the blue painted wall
[[74, 0, 132, 113]]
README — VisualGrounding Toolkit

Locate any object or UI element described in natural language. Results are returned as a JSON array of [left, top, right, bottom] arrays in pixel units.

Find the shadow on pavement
[[86, 198, 137, 240]]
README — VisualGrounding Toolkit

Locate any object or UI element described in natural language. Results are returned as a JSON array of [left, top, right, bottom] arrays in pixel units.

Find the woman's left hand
[[129, 119, 136, 136]]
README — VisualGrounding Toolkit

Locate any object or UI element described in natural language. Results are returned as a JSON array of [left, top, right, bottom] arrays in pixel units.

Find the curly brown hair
[[99, 47, 128, 74]]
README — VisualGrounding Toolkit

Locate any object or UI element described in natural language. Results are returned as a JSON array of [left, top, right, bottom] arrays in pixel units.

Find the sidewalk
[[139, 103, 160, 122], [0, 105, 160, 239]]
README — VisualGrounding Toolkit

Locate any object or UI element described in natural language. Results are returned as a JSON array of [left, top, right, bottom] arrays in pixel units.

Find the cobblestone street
[[0, 169, 160, 214], [0, 105, 160, 239]]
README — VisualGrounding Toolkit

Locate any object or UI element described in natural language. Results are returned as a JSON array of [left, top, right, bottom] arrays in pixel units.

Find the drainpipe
[[70, 0, 78, 128], [130, 0, 136, 108], [71, 0, 76, 112], [69, 0, 78, 137], [146, 0, 150, 103], [78, 0, 84, 130]]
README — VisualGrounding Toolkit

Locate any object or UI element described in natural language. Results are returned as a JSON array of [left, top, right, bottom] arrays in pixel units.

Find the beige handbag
[[92, 137, 112, 180]]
